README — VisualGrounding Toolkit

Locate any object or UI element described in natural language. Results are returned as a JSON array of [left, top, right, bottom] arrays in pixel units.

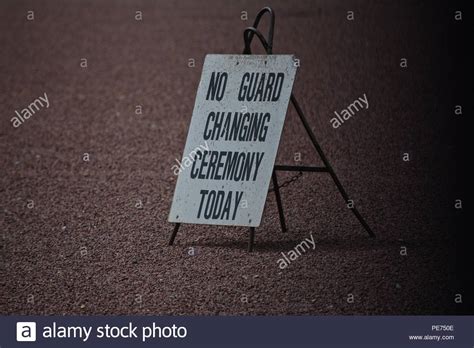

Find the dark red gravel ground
[[0, 0, 470, 315]]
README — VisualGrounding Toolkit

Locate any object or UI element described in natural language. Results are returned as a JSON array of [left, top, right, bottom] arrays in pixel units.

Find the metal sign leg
[[248, 227, 255, 252], [290, 94, 375, 238], [169, 223, 180, 245], [272, 170, 287, 233]]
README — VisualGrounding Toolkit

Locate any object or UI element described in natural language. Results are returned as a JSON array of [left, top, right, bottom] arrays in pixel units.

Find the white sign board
[[169, 54, 297, 227]]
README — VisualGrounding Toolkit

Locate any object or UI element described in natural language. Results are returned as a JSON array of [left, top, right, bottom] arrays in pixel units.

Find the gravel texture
[[0, 0, 470, 315]]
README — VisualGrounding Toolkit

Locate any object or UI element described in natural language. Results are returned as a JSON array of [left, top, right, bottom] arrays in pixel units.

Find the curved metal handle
[[242, 7, 275, 54]]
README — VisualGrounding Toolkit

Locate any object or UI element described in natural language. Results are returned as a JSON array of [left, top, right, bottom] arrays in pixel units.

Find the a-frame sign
[[168, 7, 375, 251]]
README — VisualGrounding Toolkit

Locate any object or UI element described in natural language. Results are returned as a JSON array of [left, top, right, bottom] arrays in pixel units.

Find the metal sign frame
[[169, 7, 375, 251]]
